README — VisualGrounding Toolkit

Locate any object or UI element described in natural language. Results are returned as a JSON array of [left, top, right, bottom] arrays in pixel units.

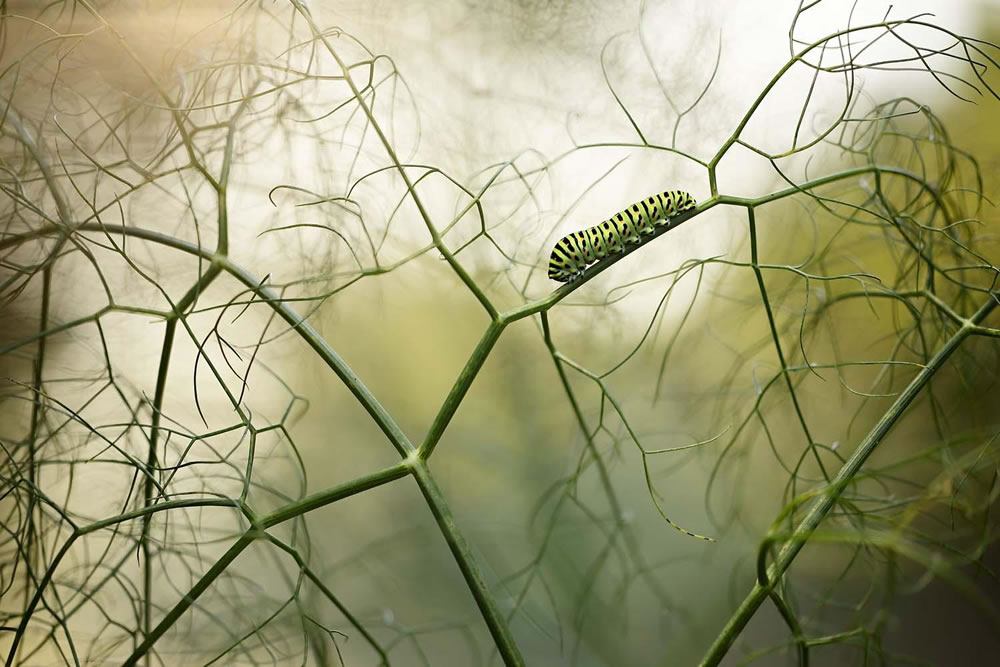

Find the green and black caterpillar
[[548, 190, 697, 282]]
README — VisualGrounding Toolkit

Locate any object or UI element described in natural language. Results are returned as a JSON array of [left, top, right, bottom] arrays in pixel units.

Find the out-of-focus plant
[[1, 1, 998, 665]]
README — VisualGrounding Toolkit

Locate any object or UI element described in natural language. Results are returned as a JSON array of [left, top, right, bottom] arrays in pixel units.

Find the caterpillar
[[547, 190, 696, 282]]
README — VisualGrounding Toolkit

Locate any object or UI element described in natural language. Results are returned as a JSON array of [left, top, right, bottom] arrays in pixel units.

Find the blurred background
[[2, 1, 999, 665]]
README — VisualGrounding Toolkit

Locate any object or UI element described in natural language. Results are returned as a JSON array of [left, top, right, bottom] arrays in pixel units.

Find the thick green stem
[[122, 533, 256, 667], [260, 462, 411, 528], [698, 295, 997, 666], [418, 321, 505, 460], [410, 461, 525, 667]]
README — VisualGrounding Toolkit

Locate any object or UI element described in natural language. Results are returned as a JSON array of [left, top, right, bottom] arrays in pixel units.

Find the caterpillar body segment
[[547, 190, 696, 282]]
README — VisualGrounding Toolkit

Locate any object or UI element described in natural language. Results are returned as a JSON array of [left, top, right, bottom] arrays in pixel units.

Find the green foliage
[[1, 1, 999, 665]]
